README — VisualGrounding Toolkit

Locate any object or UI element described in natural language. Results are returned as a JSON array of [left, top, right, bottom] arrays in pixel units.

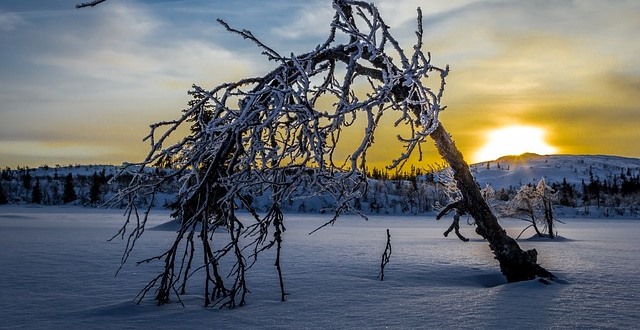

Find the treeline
[[367, 165, 436, 183], [0, 165, 187, 208], [0, 165, 446, 214], [1, 164, 640, 217], [0, 166, 115, 206], [577, 167, 640, 215], [483, 166, 640, 217]]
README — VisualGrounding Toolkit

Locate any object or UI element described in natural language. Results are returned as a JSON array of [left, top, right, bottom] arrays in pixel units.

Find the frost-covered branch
[[110, 0, 448, 307]]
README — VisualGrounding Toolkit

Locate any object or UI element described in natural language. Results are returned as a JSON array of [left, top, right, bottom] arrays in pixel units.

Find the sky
[[1, 0, 639, 169]]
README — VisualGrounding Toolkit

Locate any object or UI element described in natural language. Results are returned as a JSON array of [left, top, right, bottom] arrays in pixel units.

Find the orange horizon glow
[[472, 125, 558, 163]]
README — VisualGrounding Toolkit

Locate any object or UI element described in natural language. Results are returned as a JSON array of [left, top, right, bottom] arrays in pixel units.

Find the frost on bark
[[106, 0, 553, 306]]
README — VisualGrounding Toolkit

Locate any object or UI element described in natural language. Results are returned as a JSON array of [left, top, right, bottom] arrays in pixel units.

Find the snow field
[[0, 206, 639, 329]]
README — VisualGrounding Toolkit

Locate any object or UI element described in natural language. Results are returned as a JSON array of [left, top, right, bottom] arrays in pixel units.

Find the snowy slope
[[471, 153, 640, 189]]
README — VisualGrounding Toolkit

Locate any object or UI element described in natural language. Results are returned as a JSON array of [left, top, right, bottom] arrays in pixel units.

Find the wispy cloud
[[0, 11, 25, 31], [32, 2, 253, 87]]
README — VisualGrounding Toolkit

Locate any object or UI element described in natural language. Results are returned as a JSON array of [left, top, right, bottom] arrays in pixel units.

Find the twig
[[378, 229, 392, 281]]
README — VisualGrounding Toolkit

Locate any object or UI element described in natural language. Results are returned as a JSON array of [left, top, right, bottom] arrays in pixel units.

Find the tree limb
[[76, 0, 107, 9]]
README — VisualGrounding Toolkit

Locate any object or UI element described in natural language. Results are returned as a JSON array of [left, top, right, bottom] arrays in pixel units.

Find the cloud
[[33, 3, 251, 85], [0, 1, 261, 167], [376, 0, 483, 27], [269, 0, 484, 47], [0, 11, 25, 31], [423, 0, 640, 107], [270, 1, 335, 40]]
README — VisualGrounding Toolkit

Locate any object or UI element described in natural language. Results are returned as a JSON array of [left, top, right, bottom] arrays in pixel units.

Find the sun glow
[[473, 125, 557, 163]]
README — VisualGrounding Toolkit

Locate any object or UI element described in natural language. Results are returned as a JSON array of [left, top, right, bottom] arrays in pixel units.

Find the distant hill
[[471, 153, 640, 190]]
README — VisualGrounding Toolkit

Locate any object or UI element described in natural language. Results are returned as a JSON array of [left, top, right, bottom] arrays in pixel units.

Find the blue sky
[[1, 0, 639, 168]]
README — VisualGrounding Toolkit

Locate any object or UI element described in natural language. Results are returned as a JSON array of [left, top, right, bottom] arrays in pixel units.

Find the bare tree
[[501, 179, 559, 239], [83, 0, 554, 306], [538, 179, 558, 238]]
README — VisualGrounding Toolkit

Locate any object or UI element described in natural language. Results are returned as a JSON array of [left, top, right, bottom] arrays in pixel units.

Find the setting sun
[[473, 125, 557, 163]]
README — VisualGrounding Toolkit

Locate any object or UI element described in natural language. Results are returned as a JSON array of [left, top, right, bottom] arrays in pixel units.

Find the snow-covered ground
[[1, 206, 639, 329]]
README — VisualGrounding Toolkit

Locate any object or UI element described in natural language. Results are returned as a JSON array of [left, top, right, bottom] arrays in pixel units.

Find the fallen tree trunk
[[430, 123, 554, 282]]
